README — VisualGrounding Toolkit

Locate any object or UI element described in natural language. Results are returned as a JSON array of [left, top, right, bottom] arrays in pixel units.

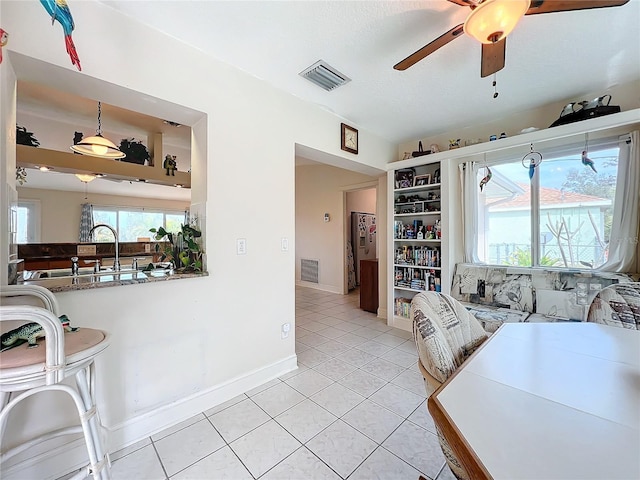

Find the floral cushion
[[587, 282, 640, 330], [411, 292, 487, 384]]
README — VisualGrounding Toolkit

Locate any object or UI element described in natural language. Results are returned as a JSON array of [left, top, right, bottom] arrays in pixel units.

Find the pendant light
[[464, 0, 530, 44], [70, 102, 125, 159], [75, 173, 97, 183]]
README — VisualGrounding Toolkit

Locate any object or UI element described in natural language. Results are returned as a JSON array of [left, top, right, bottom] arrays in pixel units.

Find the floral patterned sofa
[[450, 263, 634, 333]]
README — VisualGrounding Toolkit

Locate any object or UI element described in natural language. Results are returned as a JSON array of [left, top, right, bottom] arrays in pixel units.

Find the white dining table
[[428, 322, 640, 480]]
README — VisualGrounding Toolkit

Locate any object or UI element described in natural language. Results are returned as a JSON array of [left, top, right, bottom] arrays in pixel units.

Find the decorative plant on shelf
[[149, 224, 203, 272], [119, 138, 151, 165], [16, 125, 40, 147]]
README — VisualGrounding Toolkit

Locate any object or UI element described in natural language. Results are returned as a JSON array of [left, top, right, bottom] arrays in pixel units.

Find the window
[[92, 207, 186, 242], [475, 136, 629, 269], [15, 200, 41, 244]]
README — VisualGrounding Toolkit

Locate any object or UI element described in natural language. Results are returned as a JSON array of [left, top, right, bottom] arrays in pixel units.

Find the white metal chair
[[0, 285, 111, 479], [411, 291, 488, 480]]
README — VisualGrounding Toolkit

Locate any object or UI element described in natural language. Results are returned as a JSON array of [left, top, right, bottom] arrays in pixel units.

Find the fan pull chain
[[492, 74, 499, 99]]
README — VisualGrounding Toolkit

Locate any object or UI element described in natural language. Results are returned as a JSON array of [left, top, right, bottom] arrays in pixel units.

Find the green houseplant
[[149, 224, 203, 272]]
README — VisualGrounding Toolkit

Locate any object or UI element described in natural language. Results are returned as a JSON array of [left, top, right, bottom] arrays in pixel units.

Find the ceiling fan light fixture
[[70, 101, 126, 159], [75, 173, 97, 183], [464, 0, 530, 44]]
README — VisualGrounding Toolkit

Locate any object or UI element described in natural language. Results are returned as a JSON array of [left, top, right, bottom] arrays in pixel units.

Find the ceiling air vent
[[299, 61, 351, 91]]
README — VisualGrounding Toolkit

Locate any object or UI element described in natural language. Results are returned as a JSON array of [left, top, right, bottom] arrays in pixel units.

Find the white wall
[[295, 163, 382, 294], [17, 187, 189, 243], [0, 1, 395, 477], [397, 79, 640, 161]]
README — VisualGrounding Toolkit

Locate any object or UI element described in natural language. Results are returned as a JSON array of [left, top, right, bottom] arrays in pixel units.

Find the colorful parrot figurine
[[529, 158, 536, 180], [479, 167, 492, 192], [581, 151, 597, 173], [0, 29, 8, 65], [39, 0, 81, 71]]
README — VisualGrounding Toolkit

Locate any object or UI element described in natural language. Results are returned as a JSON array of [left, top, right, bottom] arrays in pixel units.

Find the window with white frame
[[468, 132, 637, 270], [16, 200, 41, 244], [92, 206, 186, 242]]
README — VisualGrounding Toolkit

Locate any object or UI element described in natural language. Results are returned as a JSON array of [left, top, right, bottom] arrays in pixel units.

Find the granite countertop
[[19, 270, 208, 293]]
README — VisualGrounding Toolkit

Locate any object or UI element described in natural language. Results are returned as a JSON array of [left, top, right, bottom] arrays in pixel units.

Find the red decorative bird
[[39, 0, 81, 71], [0, 29, 8, 65], [479, 166, 492, 192]]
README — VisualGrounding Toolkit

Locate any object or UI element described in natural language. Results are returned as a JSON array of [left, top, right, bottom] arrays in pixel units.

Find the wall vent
[[301, 259, 319, 283], [299, 61, 351, 91]]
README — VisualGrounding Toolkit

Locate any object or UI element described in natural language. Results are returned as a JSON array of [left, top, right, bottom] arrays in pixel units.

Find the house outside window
[[476, 142, 622, 269]]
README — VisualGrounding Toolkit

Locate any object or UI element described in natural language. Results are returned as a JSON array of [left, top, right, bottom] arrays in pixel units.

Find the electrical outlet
[[237, 238, 247, 255], [281, 323, 290, 339]]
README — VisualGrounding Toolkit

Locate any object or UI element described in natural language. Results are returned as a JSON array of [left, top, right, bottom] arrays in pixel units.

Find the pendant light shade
[[464, 0, 530, 44], [71, 102, 125, 159], [75, 173, 97, 183]]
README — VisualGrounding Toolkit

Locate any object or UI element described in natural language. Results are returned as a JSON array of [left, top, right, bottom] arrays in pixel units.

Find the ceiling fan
[[394, 0, 630, 77]]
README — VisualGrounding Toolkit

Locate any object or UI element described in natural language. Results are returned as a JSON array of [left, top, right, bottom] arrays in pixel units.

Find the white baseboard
[[295, 280, 342, 294], [390, 315, 412, 332], [2, 354, 298, 480]]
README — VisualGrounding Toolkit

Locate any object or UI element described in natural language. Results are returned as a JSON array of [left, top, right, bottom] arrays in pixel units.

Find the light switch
[[237, 238, 247, 255], [281, 237, 289, 252]]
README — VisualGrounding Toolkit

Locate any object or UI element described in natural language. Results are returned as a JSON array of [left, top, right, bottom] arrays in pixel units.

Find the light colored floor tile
[[295, 341, 311, 354], [408, 400, 437, 434], [151, 414, 207, 442], [284, 369, 334, 396], [316, 326, 350, 339], [302, 321, 331, 333], [369, 383, 424, 418], [278, 364, 309, 381], [110, 437, 152, 462], [391, 369, 429, 396], [355, 340, 394, 357], [110, 444, 165, 480], [359, 358, 405, 381], [437, 463, 459, 480], [230, 420, 301, 478], [382, 348, 418, 368], [310, 383, 365, 417], [351, 327, 384, 340], [332, 320, 363, 333], [312, 357, 357, 381], [314, 339, 352, 357], [275, 399, 337, 443], [306, 420, 377, 478], [171, 446, 252, 479], [334, 332, 369, 347], [369, 322, 393, 333], [297, 348, 332, 367], [209, 398, 271, 443], [388, 328, 414, 340], [316, 316, 344, 327], [245, 377, 282, 396], [382, 420, 445, 480], [397, 339, 419, 354], [342, 399, 404, 444], [335, 348, 377, 367], [154, 419, 225, 477], [262, 447, 341, 480], [349, 446, 423, 480], [337, 369, 387, 397], [251, 382, 306, 417], [372, 333, 407, 348], [297, 332, 331, 348], [203, 394, 248, 417]]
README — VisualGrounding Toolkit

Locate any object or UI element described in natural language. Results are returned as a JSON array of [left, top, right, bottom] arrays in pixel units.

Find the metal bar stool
[[0, 285, 111, 479]]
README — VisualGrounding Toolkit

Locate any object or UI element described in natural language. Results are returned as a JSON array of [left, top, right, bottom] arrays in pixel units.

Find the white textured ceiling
[[97, 0, 640, 144]]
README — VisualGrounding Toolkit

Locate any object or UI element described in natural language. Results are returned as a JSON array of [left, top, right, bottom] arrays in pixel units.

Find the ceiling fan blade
[[394, 24, 464, 71], [481, 38, 506, 78], [525, 0, 629, 15]]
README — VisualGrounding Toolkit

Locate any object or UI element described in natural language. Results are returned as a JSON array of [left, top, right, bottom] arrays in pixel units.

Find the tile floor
[[102, 287, 456, 480]]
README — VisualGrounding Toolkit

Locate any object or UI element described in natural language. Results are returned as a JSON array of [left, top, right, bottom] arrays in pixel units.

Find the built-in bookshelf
[[389, 159, 445, 330]]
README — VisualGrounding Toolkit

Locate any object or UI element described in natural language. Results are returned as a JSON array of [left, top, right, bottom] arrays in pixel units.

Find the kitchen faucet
[[88, 223, 120, 271]]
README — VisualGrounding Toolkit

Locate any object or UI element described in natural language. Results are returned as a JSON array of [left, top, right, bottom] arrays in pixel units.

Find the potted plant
[[148, 223, 203, 272]]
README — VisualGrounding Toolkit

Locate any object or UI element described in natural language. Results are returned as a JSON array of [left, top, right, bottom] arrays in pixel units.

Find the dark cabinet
[[360, 259, 379, 313]]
